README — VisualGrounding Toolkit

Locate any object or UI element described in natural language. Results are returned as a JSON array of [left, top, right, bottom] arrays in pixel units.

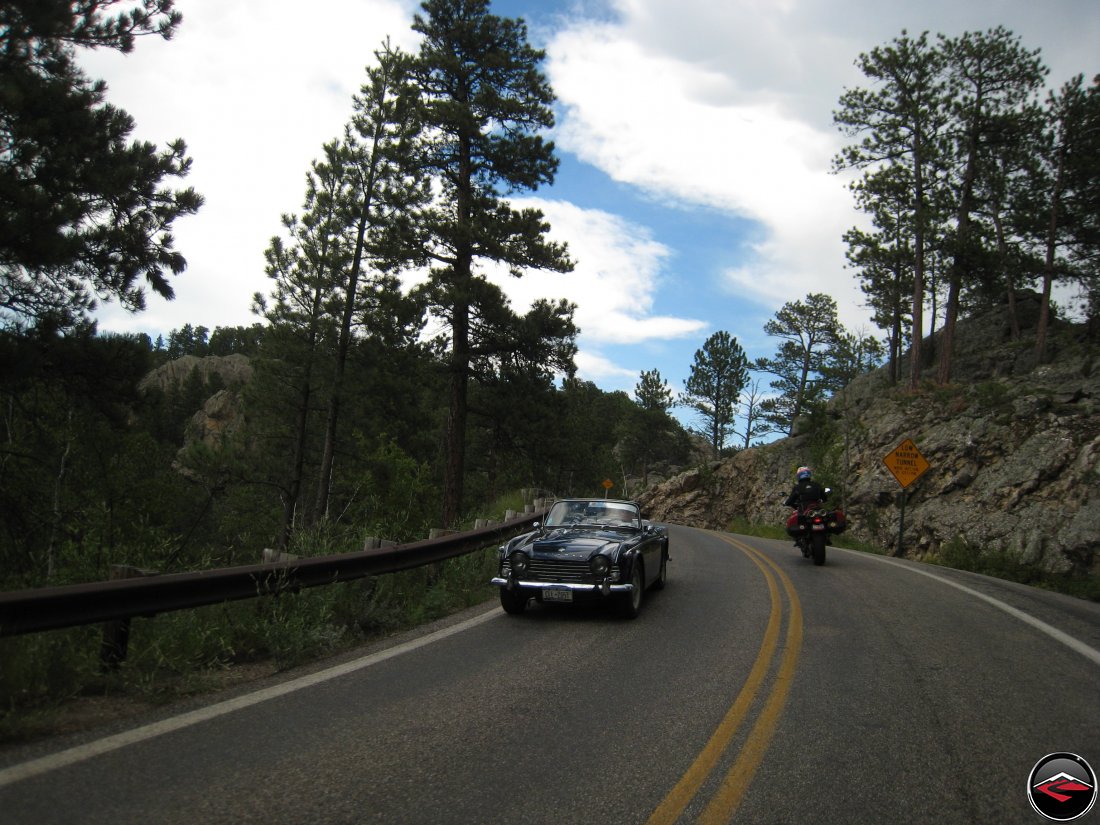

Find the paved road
[[1, 526, 1097, 824]]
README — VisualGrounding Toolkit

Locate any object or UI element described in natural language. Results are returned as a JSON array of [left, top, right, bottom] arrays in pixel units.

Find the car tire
[[618, 560, 644, 619], [652, 549, 668, 591], [500, 587, 528, 615]]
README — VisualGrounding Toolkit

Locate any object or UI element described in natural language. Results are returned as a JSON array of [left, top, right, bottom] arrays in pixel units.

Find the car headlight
[[591, 555, 611, 577], [510, 551, 529, 575]]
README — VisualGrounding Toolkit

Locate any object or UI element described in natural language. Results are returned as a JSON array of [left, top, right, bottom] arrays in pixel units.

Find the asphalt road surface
[[1, 525, 1098, 824]]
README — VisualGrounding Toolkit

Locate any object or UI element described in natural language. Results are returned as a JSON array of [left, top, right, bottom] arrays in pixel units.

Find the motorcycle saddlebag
[[833, 508, 847, 533]]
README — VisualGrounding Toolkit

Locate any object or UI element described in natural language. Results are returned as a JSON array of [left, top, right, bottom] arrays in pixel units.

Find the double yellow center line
[[647, 533, 804, 825]]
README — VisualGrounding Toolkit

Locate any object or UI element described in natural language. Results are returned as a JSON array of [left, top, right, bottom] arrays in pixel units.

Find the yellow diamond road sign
[[883, 439, 930, 489]]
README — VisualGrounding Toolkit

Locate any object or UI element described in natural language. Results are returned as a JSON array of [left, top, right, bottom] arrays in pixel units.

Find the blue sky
[[82, 0, 1099, 434]]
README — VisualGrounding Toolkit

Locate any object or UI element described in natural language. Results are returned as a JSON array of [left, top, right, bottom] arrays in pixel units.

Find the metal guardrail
[[0, 511, 546, 638]]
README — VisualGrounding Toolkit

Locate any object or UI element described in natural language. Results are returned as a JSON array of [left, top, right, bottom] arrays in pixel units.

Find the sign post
[[882, 439, 930, 557], [602, 478, 613, 499]]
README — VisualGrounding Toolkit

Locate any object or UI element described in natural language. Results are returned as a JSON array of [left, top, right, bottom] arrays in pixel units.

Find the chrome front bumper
[[490, 577, 633, 595]]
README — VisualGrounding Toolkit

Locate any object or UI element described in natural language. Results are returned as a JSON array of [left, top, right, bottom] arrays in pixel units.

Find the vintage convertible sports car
[[491, 498, 669, 618]]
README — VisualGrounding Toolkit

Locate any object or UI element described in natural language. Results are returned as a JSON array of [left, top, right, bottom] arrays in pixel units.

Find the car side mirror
[[533, 521, 541, 532]]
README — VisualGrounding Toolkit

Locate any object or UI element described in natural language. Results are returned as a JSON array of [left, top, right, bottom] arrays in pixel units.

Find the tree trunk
[[990, 210, 1021, 339], [909, 142, 927, 390], [278, 373, 312, 549], [279, 275, 327, 543], [789, 351, 812, 435], [313, 188, 376, 521], [1036, 138, 1066, 364], [442, 126, 475, 528], [938, 274, 960, 384], [442, 296, 470, 527], [939, 110, 982, 386]]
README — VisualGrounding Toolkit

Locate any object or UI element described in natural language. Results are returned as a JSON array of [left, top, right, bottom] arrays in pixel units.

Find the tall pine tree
[[681, 331, 748, 456], [409, 0, 573, 526], [754, 294, 842, 435], [0, 0, 202, 331], [834, 31, 949, 388]]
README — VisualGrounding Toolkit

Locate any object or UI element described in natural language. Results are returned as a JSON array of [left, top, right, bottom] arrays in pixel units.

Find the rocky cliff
[[139, 354, 252, 450], [138, 354, 253, 393], [638, 296, 1099, 579]]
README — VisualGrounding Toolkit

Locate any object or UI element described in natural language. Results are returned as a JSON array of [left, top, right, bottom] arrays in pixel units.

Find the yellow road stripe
[[698, 535, 804, 824], [646, 536, 784, 825]]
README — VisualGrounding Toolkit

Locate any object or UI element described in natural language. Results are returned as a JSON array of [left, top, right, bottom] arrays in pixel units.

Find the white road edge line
[[0, 607, 500, 789], [852, 549, 1100, 668]]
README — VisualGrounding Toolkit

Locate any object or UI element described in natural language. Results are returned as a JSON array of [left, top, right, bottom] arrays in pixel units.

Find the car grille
[[501, 557, 620, 584]]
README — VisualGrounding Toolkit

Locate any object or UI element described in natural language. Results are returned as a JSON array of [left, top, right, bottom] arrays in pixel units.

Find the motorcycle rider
[[785, 466, 828, 548], [784, 466, 827, 511]]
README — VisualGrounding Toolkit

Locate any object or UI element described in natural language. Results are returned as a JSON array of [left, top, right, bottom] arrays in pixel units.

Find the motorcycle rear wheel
[[811, 533, 827, 566]]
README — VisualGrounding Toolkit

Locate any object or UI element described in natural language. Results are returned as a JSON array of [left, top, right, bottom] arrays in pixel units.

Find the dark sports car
[[491, 498, 669, 618]]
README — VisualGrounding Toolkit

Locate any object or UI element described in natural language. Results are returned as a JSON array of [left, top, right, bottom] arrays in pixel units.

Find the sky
[[80, 0, 1099, 431]]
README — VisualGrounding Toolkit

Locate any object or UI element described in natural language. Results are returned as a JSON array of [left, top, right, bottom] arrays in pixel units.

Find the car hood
[[525, 528, 629, 558]]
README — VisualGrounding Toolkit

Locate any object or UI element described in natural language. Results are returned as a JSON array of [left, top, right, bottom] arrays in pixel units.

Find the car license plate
[[542, 588, 573, 603]]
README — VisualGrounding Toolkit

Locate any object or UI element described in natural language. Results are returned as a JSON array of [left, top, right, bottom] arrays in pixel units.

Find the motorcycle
[[785, 487, 846, 566]]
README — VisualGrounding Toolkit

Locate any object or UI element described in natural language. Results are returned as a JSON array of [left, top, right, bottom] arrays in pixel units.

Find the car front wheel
[[618, 560, 644, 619], [500, 586, 528, 615]]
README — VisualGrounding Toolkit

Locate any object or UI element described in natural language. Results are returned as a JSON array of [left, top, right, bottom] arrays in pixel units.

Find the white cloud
[[546, 14, 864, 326], [81, 0, 421, 335], [574, 350, 639, 383], [487, 198, 707, 347], [545, 0, 1100, 340]]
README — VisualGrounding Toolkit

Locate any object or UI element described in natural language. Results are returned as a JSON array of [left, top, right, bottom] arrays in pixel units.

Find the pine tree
[[1030, 74, 1100, 359], [834, 31, 949, 388], [0, 0, 202, 331], [312, 41, 426, 523], [936, 27, 1047, 382], [253, 139, 349, 546], [681, 332, 748, 456], [409, 0, 573, 526], [620, 369, 678, 487], [754, 294, 842, 435], [635, 368, 674, 412], [253, 43, 428, 544], [843, 162, 915, 384]]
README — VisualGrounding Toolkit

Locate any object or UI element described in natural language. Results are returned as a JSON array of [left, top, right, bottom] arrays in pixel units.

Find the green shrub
[[928, 536, 1099, 602]]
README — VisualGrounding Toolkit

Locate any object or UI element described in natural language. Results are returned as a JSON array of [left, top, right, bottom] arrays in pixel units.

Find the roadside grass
[[0, 495, 523, 744], [925, 536, 1100, 602], [724, 519, 1097, 601]]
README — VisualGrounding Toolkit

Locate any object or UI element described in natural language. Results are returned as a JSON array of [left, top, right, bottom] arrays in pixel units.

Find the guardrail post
[[261, 549, 300, 564], [99, 565, 157, 671]]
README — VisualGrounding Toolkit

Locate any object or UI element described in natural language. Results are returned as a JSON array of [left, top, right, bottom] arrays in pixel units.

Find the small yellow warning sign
[[883, 439, 930, 489]]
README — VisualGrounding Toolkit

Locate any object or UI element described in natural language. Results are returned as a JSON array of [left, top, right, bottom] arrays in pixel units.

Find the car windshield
[[545, 500, 640, 530]]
